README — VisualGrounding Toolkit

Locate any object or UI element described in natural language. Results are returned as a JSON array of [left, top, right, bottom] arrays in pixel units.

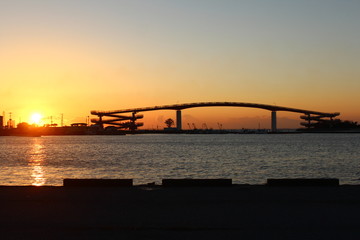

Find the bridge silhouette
[[91, 102, 340, 132]]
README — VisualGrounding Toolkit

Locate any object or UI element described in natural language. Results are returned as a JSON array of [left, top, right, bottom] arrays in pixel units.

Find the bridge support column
[[271, 111, 277, 132], [176, 110, 182, 130], [99, 115, 104, 129]]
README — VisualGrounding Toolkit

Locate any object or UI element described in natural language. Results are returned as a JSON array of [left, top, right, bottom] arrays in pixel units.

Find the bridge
[[91, 102, 340, 132]]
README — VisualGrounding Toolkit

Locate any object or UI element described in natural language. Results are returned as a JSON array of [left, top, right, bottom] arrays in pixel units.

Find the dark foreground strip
[[267, 178, 339, 187], [63, 179, 133, 187]]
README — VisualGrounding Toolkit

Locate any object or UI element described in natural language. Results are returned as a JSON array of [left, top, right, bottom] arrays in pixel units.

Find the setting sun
[[30, 113, 43, 125]]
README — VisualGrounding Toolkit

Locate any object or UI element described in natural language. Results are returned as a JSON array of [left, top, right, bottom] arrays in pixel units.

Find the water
[[0, 134, 359, 186]]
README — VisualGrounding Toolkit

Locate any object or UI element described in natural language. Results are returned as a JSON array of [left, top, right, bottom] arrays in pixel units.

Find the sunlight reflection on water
[[28, 138, 46, 186]]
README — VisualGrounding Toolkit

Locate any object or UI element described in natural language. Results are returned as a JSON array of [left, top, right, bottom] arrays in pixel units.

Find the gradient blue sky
[[1, 0, 359, 128]]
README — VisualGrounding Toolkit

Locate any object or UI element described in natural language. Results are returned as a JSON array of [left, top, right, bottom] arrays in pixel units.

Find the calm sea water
[[0, 134, 359, 186]]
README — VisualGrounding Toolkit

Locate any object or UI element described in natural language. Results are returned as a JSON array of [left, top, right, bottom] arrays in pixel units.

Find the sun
[[30, 113, 43, 125]]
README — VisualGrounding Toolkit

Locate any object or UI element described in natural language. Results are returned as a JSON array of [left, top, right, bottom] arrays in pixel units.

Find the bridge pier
[[176, 110, 182, 130], [271, 111, 277, 132], [99, 115, 103, 129]]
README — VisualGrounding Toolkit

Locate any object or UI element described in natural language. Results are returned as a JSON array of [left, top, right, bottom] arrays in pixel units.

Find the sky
[[1, 0, 359, 129]]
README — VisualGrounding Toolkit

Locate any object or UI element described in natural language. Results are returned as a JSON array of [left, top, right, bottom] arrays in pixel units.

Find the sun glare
[[30, 113, 42, 125]]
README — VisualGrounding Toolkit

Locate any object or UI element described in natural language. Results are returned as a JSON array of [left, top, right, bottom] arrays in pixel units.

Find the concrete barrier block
[[63, 178, 133, 187], [267, 178, 339, 186], [162, 178, 232, 187]]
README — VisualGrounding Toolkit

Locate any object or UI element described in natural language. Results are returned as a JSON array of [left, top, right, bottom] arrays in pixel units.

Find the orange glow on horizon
[[1, 1, 360, 128]]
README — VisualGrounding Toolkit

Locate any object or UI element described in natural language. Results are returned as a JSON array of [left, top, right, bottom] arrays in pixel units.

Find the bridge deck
[[91, 102, 339, 117]]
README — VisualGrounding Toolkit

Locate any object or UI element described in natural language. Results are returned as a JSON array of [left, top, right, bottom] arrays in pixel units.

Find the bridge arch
[[91, 102, 340, 132]]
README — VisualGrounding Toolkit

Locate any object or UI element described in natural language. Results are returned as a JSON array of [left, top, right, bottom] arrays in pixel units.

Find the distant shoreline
[[1, 127, 360, 136]]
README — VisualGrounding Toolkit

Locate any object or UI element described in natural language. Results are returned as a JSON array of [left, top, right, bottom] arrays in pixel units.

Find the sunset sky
[[1, 0, 359, 129]]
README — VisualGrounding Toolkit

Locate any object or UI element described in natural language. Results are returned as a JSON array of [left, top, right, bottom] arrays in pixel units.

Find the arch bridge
[[91, 102, 340, 132]]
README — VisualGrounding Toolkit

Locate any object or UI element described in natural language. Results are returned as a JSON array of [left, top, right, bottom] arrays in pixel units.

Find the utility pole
[[9, 112, 12, 128]]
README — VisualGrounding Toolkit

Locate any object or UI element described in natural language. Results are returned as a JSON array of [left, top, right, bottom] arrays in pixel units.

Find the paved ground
[[1, 185, 360, 239]]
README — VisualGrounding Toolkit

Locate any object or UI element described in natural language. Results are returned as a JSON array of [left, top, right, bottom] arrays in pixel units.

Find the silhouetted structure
[[267, 178, 339, 186], [301, 118, 359, 130], [91, 102, 340, 132], [162, 179, 232, 187], [63, 179, 133, 187]]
